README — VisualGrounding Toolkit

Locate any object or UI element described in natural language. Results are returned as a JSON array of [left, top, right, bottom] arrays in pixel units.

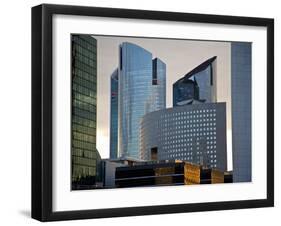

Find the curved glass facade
[[118, 43, 166, 159], [173, 56, 217, 106]]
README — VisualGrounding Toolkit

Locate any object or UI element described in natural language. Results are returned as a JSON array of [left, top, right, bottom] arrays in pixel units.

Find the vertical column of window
[[152, 59, 157, 85], [119, 46, 122, 70], [210, 64, 213, 86]]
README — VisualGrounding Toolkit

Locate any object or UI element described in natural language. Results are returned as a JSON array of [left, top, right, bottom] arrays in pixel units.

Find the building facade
[[118, 42, 166, 159], [115, 161, 231, 188], [231, 42, 252, 182], [100, 159, 125, 188], [173, 56, 217, 106], [110, 69, 118, 159], [148, 58, 166, 112], [71, 35, 101, 186], [140, 103, 227, 171]]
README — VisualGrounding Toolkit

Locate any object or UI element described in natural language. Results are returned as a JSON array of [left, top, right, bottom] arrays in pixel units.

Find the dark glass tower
[[118, 42, 166, 159], [173, 56, 217, 106], [110, 69, 118, 159], [71, 35, 100, 187], [231, 42, 252, 182]]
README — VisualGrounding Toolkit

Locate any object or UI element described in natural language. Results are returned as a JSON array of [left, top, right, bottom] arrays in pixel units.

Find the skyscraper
[[110, 69, 118, 159], [118, 42, 166, 159], [139, 56, 227, 171], [71, 35, 101, 186], [231, 42, 252, 182], [173, 56, 217, 106]]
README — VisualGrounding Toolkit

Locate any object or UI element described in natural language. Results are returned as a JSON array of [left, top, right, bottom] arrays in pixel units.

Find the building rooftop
[[174, 56, 217, 85]]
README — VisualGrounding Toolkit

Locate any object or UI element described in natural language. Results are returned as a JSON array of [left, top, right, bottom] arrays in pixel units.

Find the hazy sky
[[93, 35, 232, 168]]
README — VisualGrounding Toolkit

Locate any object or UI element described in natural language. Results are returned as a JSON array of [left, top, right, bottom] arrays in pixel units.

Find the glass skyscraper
[[231, 42, 252, 182], [136, 56, 228, 172], [173, 56, 217, 106], [140, 55, 227, 171], [110, 69, 118, 159], [118, 42, 166, 159], [71, 35, 100, 186]]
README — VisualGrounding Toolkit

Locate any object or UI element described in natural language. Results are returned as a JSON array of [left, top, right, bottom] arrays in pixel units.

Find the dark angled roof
[[111, 68, 118, 80], [174, 56, 217, 85]]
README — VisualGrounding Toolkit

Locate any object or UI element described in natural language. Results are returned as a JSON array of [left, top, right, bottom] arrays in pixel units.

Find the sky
[[92, 35, 232, 170]]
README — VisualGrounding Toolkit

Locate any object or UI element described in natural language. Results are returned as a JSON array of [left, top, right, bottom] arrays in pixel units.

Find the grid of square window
[[140, 103, 227, 171], [71, 35, 98, 181]]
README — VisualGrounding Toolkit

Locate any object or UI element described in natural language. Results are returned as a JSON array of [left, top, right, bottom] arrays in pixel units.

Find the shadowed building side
[[231, 42, 252, 182], [71, 35, 101, 189], [115, 161, 232, 188], [110, 69, 118, 159]]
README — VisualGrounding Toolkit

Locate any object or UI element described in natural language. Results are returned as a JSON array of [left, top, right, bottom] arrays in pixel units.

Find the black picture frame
[[31, 4, 274, 222]]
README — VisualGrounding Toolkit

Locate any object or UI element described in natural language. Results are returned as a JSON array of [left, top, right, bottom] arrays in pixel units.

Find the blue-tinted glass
[[173, 57, 216, 106], [118, 43, 166, 159]]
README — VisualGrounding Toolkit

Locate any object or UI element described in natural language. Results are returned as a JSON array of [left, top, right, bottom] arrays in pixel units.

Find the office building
[[231, 42, 252, 182], [110, 69, 119, 159], [101, 157, 145, 188], [173, 56, 217, 106], [71, 35, 101, 188], [101, 159, 125, 188], [140, 103, 227, 171], [115, 161, 231, 188], [118, 42, 166, 159]]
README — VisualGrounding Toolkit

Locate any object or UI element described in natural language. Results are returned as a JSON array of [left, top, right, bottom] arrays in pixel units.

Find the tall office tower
[[118, 42, 166, 159], [231, 42, 252, 182], [173, 56, 217, 106], [110, 69, 118, 159], [71, 35, 101, 186], [140, 56, 227, 171], [140, 103, 227, 172]]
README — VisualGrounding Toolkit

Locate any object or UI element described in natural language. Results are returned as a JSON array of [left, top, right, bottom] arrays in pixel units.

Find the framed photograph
[[32, 4, 274, 221]]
